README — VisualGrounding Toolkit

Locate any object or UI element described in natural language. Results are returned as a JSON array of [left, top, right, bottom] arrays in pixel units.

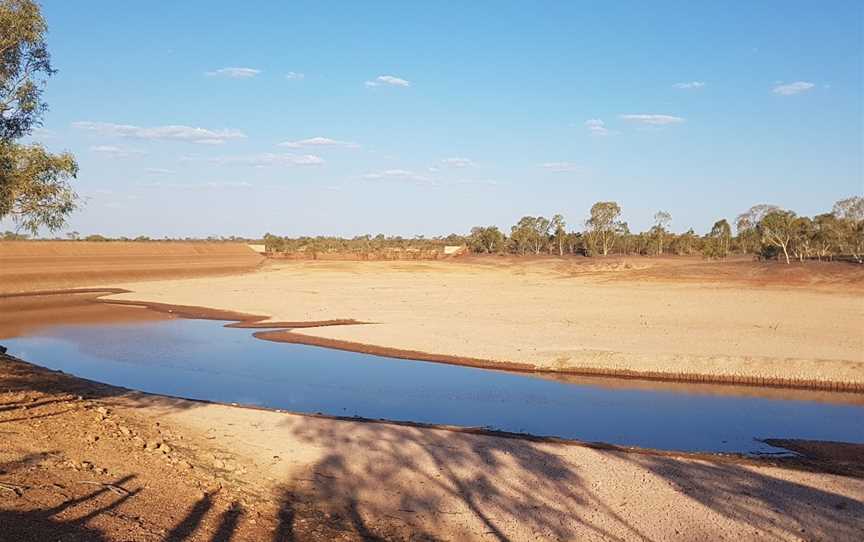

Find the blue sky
[[12, 1, 863, 237]]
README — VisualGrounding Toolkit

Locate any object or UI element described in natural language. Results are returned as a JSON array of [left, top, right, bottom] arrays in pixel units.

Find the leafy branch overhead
[[0, 0, 77, 234]]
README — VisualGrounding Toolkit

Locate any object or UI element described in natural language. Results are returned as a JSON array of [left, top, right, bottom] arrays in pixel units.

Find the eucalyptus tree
[[510, 216, 551, 255], [833, 196, 864, 262], [551, 214, 566, 256], [736, 204, 780, 254], [585, 201, 624, 256], [708, 219, 732, 258], [758, 210, 797, 264], [468, 226, 505, 254], [0, 0, 78, 234], [651, 211, 672, 255]]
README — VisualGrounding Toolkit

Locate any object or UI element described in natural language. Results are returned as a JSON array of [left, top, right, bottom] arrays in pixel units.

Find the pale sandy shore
[[106, 258, 864, 388]]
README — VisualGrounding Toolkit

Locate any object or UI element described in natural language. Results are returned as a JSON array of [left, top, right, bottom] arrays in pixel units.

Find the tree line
[[262, 197, 864, 264]]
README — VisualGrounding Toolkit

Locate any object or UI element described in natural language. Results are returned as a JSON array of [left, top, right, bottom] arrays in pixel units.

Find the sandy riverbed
[[104, 257, 864, 389]]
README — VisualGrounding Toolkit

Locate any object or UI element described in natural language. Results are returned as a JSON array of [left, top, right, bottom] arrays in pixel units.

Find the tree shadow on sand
[[0, 453, 140, 542], [269, 420, 655, 541], [267, 420, 864, 541]]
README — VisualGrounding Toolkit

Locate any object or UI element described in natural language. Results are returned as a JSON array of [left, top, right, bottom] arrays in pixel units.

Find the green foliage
[[0, 0, 78, 234], [0, 142, 78, 233], [585, 202, 625, 256], [510, 216, 551, 254], [758, 210, 797, 264], [468, 226, 504, 254]]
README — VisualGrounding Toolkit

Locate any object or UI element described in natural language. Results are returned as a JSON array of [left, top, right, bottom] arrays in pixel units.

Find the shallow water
[[4, 318, 863, 454]]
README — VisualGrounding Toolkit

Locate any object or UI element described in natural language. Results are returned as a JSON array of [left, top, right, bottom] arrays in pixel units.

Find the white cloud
[[141, 180, 255, 190], [285, 71, 305, 80], [144, 168, 174, 175], [441, 157, 475, 168], [450, 178, 498, 186], [277, 136, 359, 149], [673, 81, 705, 90], [584, 119, 611, 136], [187, 153, 324, 167], [365, 75, 411, 87], [362, 169, 429, 182], [772, 81, 815, 96], [619, 114, 685, 126], [89, 145, 147, 158], [540, 162, 581, 173], [205, 67, 261, 78], [73, 121, 246, 145]]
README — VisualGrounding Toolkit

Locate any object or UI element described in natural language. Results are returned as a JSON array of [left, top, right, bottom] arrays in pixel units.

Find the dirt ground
[[102, 256, 864, 389], [2, 246, 864, 540]]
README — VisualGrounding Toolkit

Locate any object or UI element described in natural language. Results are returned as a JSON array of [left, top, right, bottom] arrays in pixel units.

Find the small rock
[[119, 426, 133, 437], [160, 444, 173, 454], [131, 436, 146, 448], [96, 406, 109, 416], [88, 435, 100, 444], [81, 461, 94, 471], [213, 459, 226, 469]]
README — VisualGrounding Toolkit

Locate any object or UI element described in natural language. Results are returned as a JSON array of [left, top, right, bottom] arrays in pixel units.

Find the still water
[[5, 318, 863, 454]]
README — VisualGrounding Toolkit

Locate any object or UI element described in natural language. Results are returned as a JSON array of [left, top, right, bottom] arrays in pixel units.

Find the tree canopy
[[0, 0, 77, 234]]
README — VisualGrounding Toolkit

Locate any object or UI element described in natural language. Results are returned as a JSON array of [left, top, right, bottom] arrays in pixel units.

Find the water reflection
[[4, 318, 863, 454]]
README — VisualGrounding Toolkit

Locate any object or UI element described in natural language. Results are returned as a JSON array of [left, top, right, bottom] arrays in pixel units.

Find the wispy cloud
[[185, 153, 324, 167], [619, 114, 685, 126], [277, 136, 359, 149], [673, 81, 705, 90], [205, 67, 261, 78], [144, 168, 174, 175], [362, 169, 429, 183], [584, 119, 611, 136], [450, 178, 499, 186], [540, 162, 581, 173], [73, 121, 246, 145], [440, 157, 474, 168], [141, 180, 254, 190], [772, 81, 815, 96], [365, 75, 411, 88], [285, 71, 305, 80], [89, 145, 147, 158]]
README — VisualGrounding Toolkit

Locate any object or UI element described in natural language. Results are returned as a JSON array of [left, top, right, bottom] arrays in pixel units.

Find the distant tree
[[651, 211, 672, 255], [584, 202, 624, 256], [789, 217, 815, 262], [812, 213, 840, 260], [1, 229, 27, 239], [468, 226, 504, 254], [736, 204, 780, 254], [0, 0, 78, 234], [510, 216, 551, 255], [64, 230, 79, 240], [708, 219, 732, 258], [758, 210, 797, 264], [832, 196, 864, 262], [551, 214, 566, 256], [84, 233, 108, 242]]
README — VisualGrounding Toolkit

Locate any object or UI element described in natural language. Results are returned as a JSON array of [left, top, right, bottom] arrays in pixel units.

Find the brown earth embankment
[[0, 241, 263, 293]]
